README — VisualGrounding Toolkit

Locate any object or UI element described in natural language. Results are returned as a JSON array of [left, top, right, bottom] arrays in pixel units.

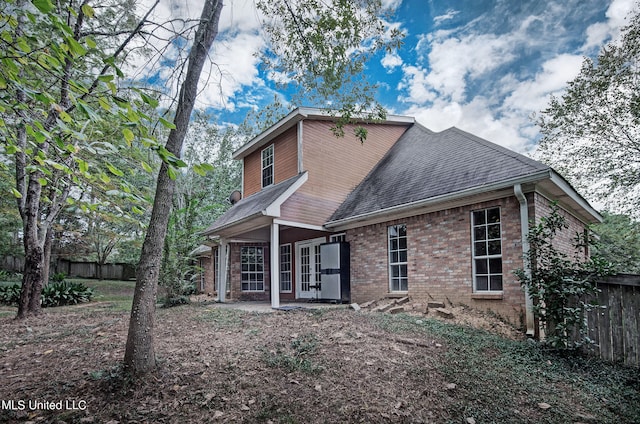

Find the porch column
[[270, 221, 280, 308], [218, 238, 228, 303]]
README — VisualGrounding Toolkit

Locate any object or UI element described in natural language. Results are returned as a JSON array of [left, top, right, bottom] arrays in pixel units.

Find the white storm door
[[295, 237, 325, 299]]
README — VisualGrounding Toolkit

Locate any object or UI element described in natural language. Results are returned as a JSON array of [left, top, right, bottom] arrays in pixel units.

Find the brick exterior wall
[[345, 193, 592, 326], [346, 196, 527, 325], [228, 242, 271, 301], [532, 192, 590, 259], [198, 254, 215, 295]]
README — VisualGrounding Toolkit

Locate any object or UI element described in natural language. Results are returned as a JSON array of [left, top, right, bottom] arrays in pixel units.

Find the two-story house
[[200, 107, 600, 332]]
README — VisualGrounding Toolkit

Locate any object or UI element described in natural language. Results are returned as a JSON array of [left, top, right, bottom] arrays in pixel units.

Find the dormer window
[[262, 144, 274, 188]]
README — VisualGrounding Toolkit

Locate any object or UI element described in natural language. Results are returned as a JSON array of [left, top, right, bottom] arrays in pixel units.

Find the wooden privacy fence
[[1, 256, 135, 281], [54, 259, 136, 281], [580, 274, 640, 367]]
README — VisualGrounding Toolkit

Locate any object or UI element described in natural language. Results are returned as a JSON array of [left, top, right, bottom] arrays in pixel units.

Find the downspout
[[514, 184, 535, 336]]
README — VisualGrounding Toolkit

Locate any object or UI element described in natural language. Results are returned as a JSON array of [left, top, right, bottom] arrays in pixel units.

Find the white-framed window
[[472, 207, 503, 292], [261, 144, 274, 188], [280, 244, 292, 293], [330, 233, 346, 242], [241, 246, 264, 292], [388, 224, 408, 292]]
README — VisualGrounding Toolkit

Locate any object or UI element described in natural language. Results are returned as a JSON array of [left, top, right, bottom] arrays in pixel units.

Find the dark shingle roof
[[329, 124, 549, 222], [203, 173, 306, 234]]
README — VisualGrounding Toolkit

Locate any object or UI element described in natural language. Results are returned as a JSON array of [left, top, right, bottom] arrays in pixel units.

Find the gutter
[[514, 184, 535, 337]]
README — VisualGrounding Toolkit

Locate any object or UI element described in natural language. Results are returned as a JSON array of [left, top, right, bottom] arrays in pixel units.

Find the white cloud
[[405, 97, 529, 152], [582, 0, 636, 50], [381, 52, 403, 71], [381, 0, 403, 11], [417, 33, 515, 103], [195, 31, 265, 110], [433, 9, 459, 25], [397, 65, 437, 104], [503, 54, 584, 113]]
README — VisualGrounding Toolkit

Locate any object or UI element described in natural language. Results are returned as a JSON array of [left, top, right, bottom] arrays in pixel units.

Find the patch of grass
[[374, 312, 640, 424], [78, 279, 135, 311], [261, 333, 323, 375], [196, 308, 246, 327]]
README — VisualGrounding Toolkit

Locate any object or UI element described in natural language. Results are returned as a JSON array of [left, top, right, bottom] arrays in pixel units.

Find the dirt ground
[[0, 300, 635, 423]]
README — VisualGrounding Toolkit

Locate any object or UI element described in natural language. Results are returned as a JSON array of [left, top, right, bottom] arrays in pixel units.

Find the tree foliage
[[0, 0, 166, 317], [256, 0, 403, 138], [592, 211, 640, 274], [536, 8, 640, 218], [515, 204, 614, 349]]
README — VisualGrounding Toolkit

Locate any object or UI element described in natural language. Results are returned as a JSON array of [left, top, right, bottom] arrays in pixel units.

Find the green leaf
[[76, 158, 88, 173], [159, 117, 176, 129], [167, 166, 177, 180], [77, 101, 100, 121], [1, 31, 13, 43], [38, 177, 47, 186], [122, 128, 135, 144], [4, 144, 18, 154], [11, 188, 22, 199], [193, 163, 214, 176], [17, 38, 31, 53], [81, 3, 94, 18], [85, 37, 96, 49], [58, 110, 72, 123], [32, 0, 54, 13], [99, 173, 111, 184], [141, 161, 153, 173], [97, 97, 111, 111], [65, 36, 86, 56], [106, 163, 124, 177], [139, 91, 159, 108]]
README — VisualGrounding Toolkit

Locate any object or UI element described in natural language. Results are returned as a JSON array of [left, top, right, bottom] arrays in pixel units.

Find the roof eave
[[548, 170, 602, 223], [201, 172, 309, 236], [232, 107, 415, 160]]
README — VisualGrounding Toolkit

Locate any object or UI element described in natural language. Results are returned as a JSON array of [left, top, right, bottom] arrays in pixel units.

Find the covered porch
[[201, 172, 348, 308]]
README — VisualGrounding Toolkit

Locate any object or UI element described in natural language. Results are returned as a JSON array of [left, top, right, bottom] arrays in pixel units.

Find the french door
[[295, 237, 325, 299]]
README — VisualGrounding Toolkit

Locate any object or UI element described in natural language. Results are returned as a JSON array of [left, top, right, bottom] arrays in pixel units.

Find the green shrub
[[161, 279, 194, 307], [1, 281, 93, 307], [41, 281, 93, 307], [0, 270, 22, 283], [515, 203, 614, 349], [50, 272, 66, 283], [0, 283, 21, 305], [161, 295, 190, 308]]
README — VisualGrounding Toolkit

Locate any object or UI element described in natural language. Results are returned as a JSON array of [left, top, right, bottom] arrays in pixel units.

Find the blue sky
[[139, 0, 637, 153]]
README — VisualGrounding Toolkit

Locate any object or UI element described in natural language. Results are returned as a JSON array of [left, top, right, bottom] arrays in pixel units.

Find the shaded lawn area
[[0, 279, 135, 317], [0, 299, 638, 423]]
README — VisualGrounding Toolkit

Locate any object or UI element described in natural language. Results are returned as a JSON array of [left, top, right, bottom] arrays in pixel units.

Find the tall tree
[[124, 0, 225, 373], [593, 212, 640, 274], [0, 0, 161, 317], [123, 0, 403, 374], [536, 8, 640, 218]]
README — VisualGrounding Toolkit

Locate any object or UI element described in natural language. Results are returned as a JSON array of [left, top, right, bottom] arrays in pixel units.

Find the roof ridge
[[443, 126, 547, 172]]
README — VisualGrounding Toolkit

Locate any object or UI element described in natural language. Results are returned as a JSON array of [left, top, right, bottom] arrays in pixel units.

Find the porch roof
[[202, 172, 308, 236]]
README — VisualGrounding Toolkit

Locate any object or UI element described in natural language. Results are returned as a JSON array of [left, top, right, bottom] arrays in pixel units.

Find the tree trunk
[[123, 0, 224, 375], [17, 174, 45, 318], [42, 226, 53, 285]]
